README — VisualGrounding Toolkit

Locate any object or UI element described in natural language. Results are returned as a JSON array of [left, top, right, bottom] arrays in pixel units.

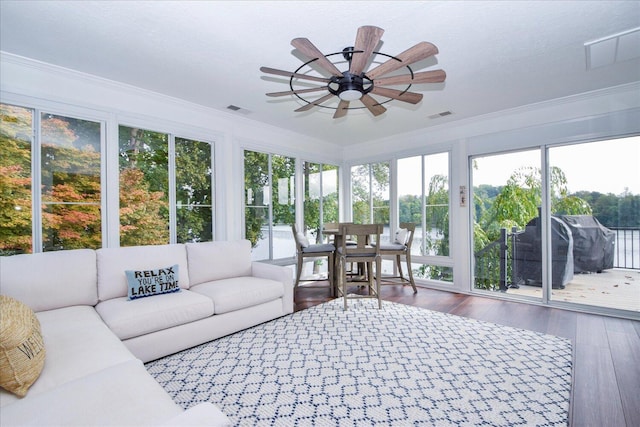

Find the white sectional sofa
[[0, 240, 294, 426]]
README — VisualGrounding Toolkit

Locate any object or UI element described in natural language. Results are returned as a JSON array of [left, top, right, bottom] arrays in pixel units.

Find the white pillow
[[296, 232, 310, 248], [394, 228, 409, 245]]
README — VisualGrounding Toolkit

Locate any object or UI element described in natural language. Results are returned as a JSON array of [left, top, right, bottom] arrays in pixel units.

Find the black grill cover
[[559, 215, 615, 273], [513, 216, 574, 289]]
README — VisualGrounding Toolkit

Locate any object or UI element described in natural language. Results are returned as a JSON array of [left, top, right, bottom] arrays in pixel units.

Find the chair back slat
[[339, 223, 383, 259], [399, 222, 416, 248]]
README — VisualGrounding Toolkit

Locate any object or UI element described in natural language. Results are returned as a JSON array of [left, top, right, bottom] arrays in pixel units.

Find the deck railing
[[610, 227, 639, 269], [475, 226, 640, 291]]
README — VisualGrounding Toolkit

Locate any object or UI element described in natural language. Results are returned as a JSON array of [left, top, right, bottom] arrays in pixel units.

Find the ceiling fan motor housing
[[329, 71, 373, 101]]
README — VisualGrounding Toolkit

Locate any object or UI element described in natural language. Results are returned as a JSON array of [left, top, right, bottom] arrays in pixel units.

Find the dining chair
[[374, 222, 417, 293], [335, 223, 383, 310], [292, 223, 336, 296], [322, 222, 339, 244]]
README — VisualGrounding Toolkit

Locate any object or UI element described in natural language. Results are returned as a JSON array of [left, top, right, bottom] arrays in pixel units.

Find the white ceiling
[[1, 1, 639, 146]]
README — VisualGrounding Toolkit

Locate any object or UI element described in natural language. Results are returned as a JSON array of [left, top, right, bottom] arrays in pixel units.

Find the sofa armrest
[[160, 402, 231, 426], [251, 261, 294, 314]]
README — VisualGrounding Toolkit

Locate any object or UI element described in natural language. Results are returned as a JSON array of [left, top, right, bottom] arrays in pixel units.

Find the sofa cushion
[[95, 290, 214, 340], [126, 264, 181, 300], [0, 296, 46, 397], [0, 249, 97, 312], [1, 360, 184, 426], [190, 276, 284, 315], [186, 240, 252, 286], [97, 244, 190, 301], [394, 228, 409, 245], [0, 306, 136, 408]]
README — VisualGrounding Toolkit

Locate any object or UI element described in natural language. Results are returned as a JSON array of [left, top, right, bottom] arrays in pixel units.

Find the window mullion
[[168, 135, 177, 244], [268, 154, 274, 260], [32, 109, 42, 253]]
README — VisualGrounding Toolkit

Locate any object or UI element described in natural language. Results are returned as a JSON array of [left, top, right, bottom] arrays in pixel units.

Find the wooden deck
[[506, 268, 640, 312], [294, 283, 640, 427]]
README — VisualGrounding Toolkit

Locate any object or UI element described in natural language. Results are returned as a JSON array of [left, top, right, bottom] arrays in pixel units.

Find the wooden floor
[[294, 282, 640, 427]]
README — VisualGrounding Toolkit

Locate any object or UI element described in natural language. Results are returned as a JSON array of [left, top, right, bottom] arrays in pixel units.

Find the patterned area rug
[[146, 298, 572, 426]]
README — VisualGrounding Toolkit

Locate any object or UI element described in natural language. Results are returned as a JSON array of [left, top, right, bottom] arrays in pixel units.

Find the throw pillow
[[125, 264, 181, 300], [394, 228, 409, 245], [296, 232, 310, 248], [0, 295, 46, 397]]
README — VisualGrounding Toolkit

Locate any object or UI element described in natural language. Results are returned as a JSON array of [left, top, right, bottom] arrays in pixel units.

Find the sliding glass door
[[471, 137, 640, 314], [548, 137, 640, 312], [471, 149, 543, 300]]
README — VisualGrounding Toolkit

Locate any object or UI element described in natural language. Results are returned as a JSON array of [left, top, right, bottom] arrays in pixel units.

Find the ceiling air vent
[[226, 105, 251, 115], [428, 111, 452, 119], [585, 27, 640, 70]]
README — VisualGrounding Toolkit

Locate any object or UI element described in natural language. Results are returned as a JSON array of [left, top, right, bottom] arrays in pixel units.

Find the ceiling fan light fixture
[[339, 88, 363, 101]]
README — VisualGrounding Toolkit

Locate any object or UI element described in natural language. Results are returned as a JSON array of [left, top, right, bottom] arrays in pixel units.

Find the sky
[[472, 136, 640, 195]]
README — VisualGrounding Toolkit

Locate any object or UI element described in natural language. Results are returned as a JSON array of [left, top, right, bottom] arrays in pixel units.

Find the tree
[[175, 139, 213, 243], [41, 143, 102, 250], [0, 105, 33, 254], [119, 169, 168, 246], [244, 151, 269, 247], [481, 166, 591, 242], [351, 163, 389, 224], [119, 127, 169, 246]]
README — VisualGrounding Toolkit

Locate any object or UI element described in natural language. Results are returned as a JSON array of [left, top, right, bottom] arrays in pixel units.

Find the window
[[119, 126, 169, 246], [1, 104, 34, 254], [351, 162, 389, 226], [1, 104, 102, 254], [1, 105, 215, 254], [303, 162, 339, 243], [397, 152, 452, 283], [244, 149, 295, 261], [175, 137, 213, 243], [119, 126, 214, 246]]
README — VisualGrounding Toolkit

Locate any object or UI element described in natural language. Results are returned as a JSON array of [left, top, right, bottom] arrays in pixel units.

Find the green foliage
[[119, 169, 168, 246], [1, 105, 33, 254], [175, 139, 213, 243], [351, 162, 390, 224], [574, 190, 640, 227], [479, 166, 592, 243], [244, 150, 269, 248]]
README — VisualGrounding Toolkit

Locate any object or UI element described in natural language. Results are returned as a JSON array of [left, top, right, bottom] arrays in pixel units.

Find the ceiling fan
[[260, 25, 446, 119]]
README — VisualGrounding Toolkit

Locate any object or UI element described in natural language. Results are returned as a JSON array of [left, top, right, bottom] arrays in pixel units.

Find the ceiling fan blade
[[333, 100, 350, 119], [266, 86, 328, 97], [366, 42, 439, 80], [291, 38, 343, 77], [374, 69, 446, 86], [370, 87, 423, 104], [294, 93, 335, 112], [360, 94, 387, 117], [260, 66, 331, 83], [349, 25, 384, 75]]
